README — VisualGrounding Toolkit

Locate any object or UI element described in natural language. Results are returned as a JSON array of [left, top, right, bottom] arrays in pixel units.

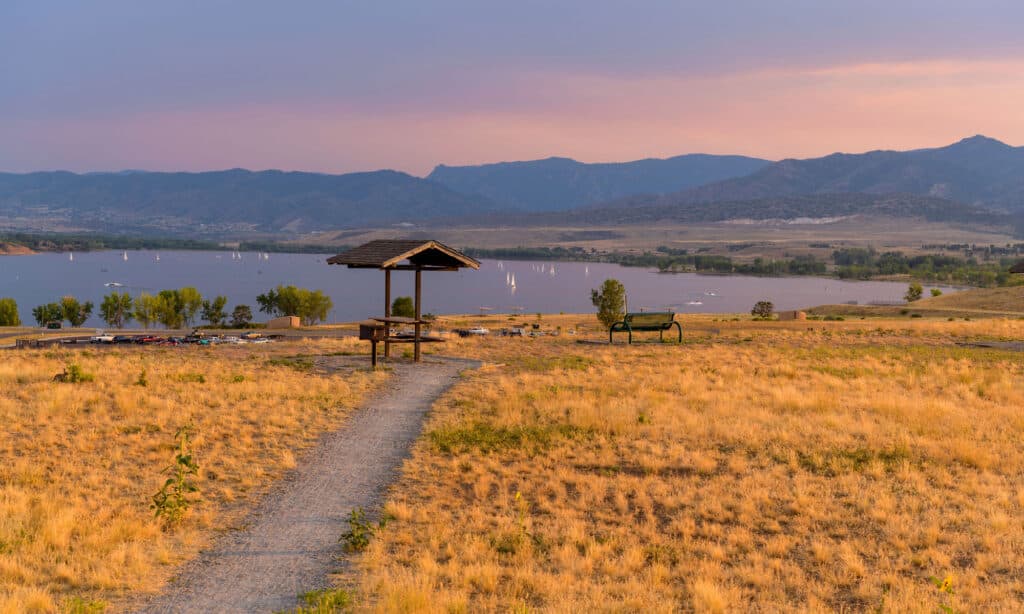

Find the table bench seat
[[609, 312, 681, 344]]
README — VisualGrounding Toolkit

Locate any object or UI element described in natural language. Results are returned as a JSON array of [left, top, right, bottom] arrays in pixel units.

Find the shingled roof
[[326, 239, 480, 270], [1011, 260, 1024, 274]]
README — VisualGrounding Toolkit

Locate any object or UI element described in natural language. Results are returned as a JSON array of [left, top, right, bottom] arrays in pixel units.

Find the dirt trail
[[138, 357, 475, 614]]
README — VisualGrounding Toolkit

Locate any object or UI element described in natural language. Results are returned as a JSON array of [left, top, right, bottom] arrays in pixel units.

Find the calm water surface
[[0, 251, 959, 327]]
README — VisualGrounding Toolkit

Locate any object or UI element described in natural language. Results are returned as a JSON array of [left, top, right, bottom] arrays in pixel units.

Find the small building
[[777, 310, 807, 321], [267, 316, 301, 329]]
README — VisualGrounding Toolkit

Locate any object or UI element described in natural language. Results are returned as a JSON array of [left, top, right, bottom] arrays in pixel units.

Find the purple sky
[[3, 1, 1024, 175]]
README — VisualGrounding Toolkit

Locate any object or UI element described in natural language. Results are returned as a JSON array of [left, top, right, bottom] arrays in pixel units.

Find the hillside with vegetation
[[0, 169, 495, 234], [645, 135, 1024, 211], [428, 153, 770, 211]]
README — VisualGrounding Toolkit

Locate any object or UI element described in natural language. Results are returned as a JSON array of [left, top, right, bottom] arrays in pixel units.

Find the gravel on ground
[[138, 356, 476, 614]]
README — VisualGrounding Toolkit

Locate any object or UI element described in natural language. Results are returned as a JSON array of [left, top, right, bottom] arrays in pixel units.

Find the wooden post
[[370, 340, 377, 367], [384, 268, 391, 358], [414, 266, 422, 362]]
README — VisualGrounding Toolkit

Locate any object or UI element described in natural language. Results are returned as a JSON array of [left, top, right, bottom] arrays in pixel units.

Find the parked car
[[90, 333, 115, 344], [112, 335, 135, 344]]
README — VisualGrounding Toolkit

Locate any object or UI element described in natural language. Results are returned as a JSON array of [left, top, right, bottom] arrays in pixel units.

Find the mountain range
[[427, 154, 770, 211], [0, 136, 1022, 235]]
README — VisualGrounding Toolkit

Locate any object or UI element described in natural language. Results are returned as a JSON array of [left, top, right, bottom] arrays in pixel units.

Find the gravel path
[[138, 357, 476, 614]]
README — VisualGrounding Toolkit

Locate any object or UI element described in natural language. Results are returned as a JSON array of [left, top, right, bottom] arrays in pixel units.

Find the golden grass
[[0, 338, 381, 612], [356, 316, 1024, 612]]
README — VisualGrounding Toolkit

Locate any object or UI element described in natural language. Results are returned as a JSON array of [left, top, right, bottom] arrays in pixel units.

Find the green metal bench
[[609, 311, 681, 344]]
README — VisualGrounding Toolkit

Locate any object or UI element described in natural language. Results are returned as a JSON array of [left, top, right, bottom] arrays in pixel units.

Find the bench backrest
[[624, 311, 675, 327]]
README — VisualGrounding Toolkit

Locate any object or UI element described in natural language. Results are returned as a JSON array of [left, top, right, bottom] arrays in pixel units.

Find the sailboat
[[155, 253, 160, 262], [585, 265, 589, 277], [68, 252, 74, 262], [549, 264, 556, 276], [122, 251, 128, 261]]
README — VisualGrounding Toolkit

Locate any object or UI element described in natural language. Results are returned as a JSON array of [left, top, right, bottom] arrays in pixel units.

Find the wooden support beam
[[414, 266, 422, 362], [384, 268, 391, 358]]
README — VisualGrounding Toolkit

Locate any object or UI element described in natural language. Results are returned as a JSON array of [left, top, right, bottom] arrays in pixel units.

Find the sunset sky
[[3, 1, 1024, 175]]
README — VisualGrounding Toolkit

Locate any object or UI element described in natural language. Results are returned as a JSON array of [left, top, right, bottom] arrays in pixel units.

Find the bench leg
[[673, 321, 682, 343]]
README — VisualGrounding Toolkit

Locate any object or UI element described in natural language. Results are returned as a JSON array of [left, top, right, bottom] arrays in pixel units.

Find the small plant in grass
[[929, 574, 957, 613], [277, 588, 354, 614], [135, 367, 148, 387], [152, 425, 200, 527], [54, 363, 94, 383], [64, 596, 107, 614], [340, 507, 374, 552], [339, 507, 392, 553]]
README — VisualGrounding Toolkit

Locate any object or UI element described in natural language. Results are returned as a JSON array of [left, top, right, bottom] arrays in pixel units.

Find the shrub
[[590, 279, 626, 329], [931, 288, 943, 297], [905, 282, 923, 302], [751, 300, 774, 319], [54, 363, 94, 383], [340, 507, 374, 553], [391, 296, 414, 318]]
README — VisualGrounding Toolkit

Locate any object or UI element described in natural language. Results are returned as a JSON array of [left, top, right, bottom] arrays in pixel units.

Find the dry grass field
[[301, 218, 1017, 258], [353, 315, 1024, 612], [0, 337, 381, 613]]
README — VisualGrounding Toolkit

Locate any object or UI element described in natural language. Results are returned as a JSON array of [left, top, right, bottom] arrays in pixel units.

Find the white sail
[[68, 252, 73, 262], [122, 251, 128, 261]]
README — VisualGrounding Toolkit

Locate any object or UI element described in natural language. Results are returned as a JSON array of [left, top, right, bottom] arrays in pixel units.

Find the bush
[[751, 300, 775, 319], [904, 282, 923, 302], [391, 296, 415, 318], [590, 279, 626, 329]]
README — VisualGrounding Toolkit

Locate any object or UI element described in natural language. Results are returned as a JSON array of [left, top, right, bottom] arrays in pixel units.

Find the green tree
[[391, 296, 415, 318], [99, 292, 134, 329], [930, 288, 943, 297], [300, 289, 333, 325], [201, 296, 228, 327], [0, 298, 20, 326], [157, 290, 185, 329], [230, 304, 253, 328], [133, 293, 161, 329], [590, 279, 626, 329], [32, 302, 64, 327], [60, 296, 94, 327], [257, 285, 334, 325], [904, 282, 924, 303], [178, 287, 203, 327], [751, 300, 775, 319]]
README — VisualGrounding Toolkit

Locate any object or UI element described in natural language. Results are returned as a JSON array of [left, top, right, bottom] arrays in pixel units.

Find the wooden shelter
[[326, 240, 480, 362]]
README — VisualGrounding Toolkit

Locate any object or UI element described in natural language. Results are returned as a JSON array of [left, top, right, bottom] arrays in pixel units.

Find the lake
[[0, 250, 959, 327]]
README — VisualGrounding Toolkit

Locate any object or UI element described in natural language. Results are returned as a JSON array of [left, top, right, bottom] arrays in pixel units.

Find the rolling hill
[[653, 135, 1024, 210], [0, 169, 495, 234], [427, 153, 771, 211]]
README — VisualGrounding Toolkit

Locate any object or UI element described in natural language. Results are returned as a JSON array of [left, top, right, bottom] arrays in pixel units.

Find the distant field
[[304, 217, 1018, 257], [351, 315, 1024, 612], [809, 285, 1024, 319]]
